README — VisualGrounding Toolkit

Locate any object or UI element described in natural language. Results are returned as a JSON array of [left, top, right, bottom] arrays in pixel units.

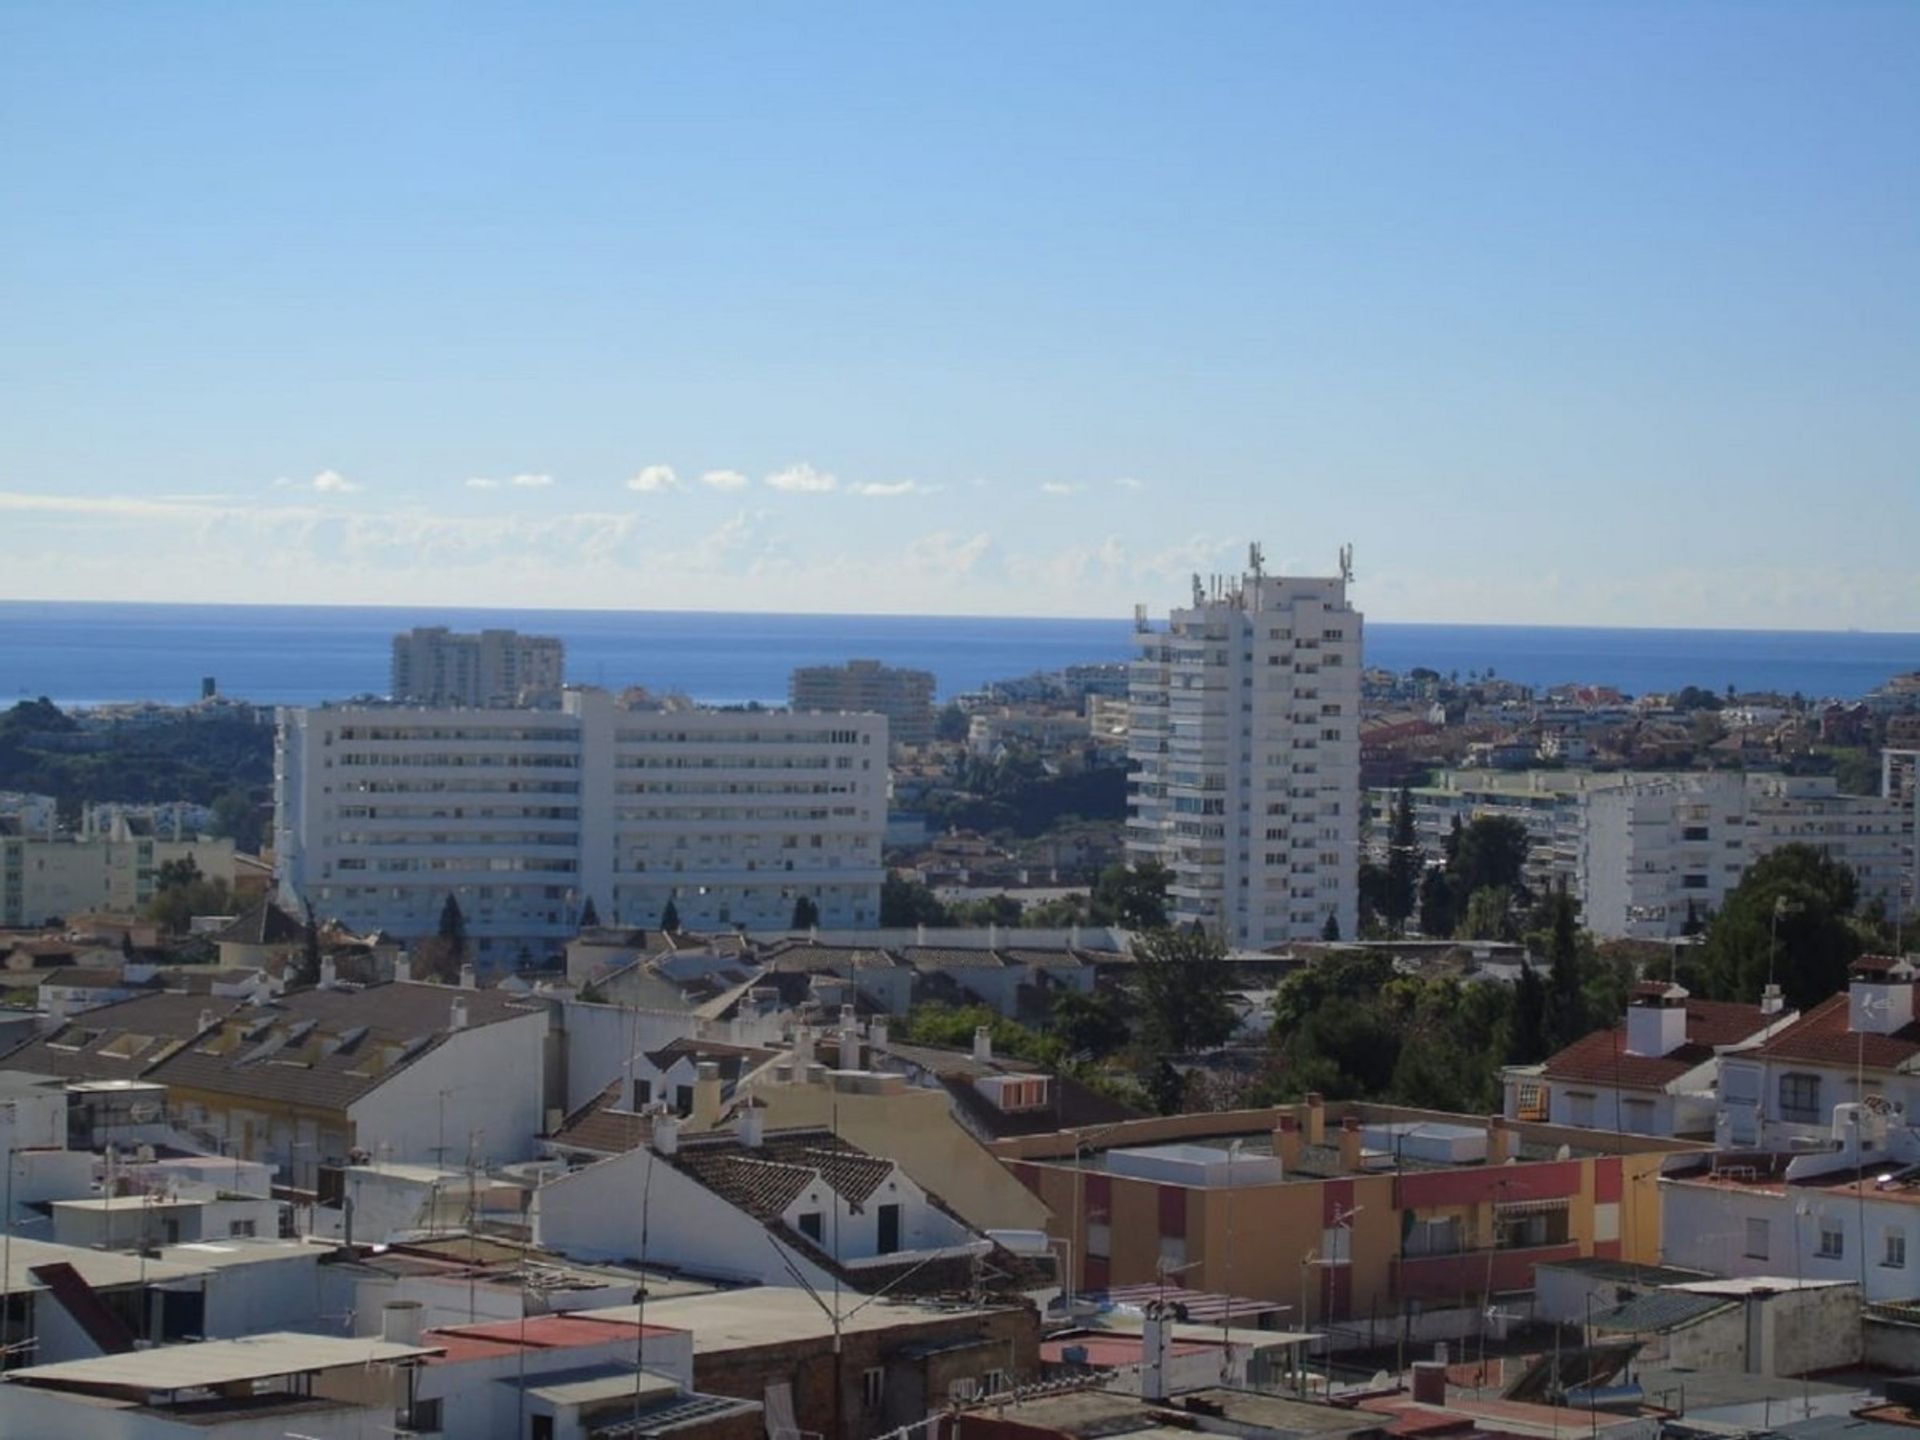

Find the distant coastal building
[[1372, 768, 1906, 939], [1126, 545, 1364, 947], [0, 818, 234, 928], [789, 658, 935, 751], [275, 688, 887, 966], [389, 626, 565, 707]]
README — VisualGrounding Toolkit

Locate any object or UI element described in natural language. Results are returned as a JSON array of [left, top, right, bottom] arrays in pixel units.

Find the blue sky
[[2, 2, 1915, 626]]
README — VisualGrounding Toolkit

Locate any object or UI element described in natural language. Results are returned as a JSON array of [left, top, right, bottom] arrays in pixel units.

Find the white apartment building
[[790, 658, 936, 751], [276, 688, 886, 964], [389, 626, 565, 707], [0, 829, 235, 928], [1126, 548, 1363, 947], [1373, 769, 1904, 940]]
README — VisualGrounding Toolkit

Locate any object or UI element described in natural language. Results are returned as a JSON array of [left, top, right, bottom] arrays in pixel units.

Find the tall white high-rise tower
[[1126, 545, 1363, 947]]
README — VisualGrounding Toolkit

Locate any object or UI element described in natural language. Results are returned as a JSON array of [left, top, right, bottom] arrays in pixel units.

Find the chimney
[[1273, 1113, 1302, 1171], [739, 1102, 766, 1149], [319, 956, 337, 989], [1850, 957, 1916, 1035], [1141, 1301, 1173, 1401], [1761, 983, 1785, 1016], [381, 1300, 424, 1346], [449, 998, 469, 1032], [458, 963, 476, 990], [838, 1004, 861, 1069], [973, 1025, 993, 1065], [916, 922, 927, 946], [1338, 1115, 1363, 1173], [46, 989, 67, 1024], [1411, 1361, 1447, 1405], [869, 1017, 889, 1053], [653, 1114, 680, 1155], [792, 1023, 815, 1069], [1625, 983, 1688, 1057], [197, 1009, 216, 1035], [692, 1060, 724, 1127], [1303, 1093, 1326, 1146], [1487, 1115, 1512, 1166], [393, 953, 412, 984]]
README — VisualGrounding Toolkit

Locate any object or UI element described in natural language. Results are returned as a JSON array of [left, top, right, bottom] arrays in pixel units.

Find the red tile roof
[[1541, 998, 1771, 1090], [1750, 991, 1920, 1070]]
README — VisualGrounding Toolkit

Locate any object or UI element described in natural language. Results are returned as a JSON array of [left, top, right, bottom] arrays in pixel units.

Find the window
[[1744, 1218, 1769, 1260], [861, 1368, 885, 1411], [798, 1211, 823, 1243], [1622, 1098, 1656, 1134], [675, 1084, 694, 1115], [1818, 1224, 1845, 1260], [228, 1219, 256, 1238], [1568, 1091, 1596, 1127], [1779, 1073, 1822, 1124], [876, 1203, 901, 1255], [984, 1369, 1010, 1396], [1887, 1230, 1908, 1269]]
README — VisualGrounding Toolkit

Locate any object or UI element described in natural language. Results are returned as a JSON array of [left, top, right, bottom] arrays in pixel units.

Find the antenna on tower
[[1338, 544, 1355, 584], [1192, 573, 1205, 607], [1133, 602, 1149, 633], [1249, 542, 1265, 580]]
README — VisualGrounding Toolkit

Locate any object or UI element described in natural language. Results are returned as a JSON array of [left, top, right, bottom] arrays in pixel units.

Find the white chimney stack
[[739, 1103, 765, 1149], [792, 1023, 815, 1069], [393, 953, 412, 983], [653, 1114, 681, 1155], [1141, 1300, 1172, 1401], [449, 997, 469, 1032], [839, 1004, 861, 1069], [1625, 983, 1688, 1058], [319, 956, 337, 989], [869, 1017, 889, 1053], [1761, 983, 1785, 1016], [458, 963, 476, 990], [972, 1025, 993, 1065]]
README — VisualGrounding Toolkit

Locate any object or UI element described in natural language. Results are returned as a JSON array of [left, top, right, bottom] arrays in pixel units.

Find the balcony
[[1391, 1243, 1580, 1302]]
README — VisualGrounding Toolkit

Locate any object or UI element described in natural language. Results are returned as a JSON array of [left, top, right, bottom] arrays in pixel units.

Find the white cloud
[[850, 480, 939, 498], [510, 473, 554, 488], [1038, 481, 1084, 497], [311, 470, 362, 494], [464, 477, 502, 490], [765, 462, 838, 494], [1113, 477, 1147, 492], [699, 469, 750, 492], [626, 465, 681, 494]]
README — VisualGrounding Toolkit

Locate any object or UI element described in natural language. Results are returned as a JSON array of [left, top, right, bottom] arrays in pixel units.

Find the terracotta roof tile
[[1751, 991, 1920, 1070], [1539, 999, 1772, 1090]]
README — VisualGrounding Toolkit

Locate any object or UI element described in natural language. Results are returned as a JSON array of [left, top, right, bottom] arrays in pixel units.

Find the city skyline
[[3, 4, 1915, 627]]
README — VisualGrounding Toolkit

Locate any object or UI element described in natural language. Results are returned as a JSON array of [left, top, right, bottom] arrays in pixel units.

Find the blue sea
[[0, 601, 1914, 709]]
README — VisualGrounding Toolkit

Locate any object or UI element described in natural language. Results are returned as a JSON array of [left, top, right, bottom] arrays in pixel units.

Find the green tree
[[1418, 869, 1457, 938], [294, 899, 322, 989], [1509, 960, 1549, 1063], [1090, 861, 1171, 929], [154, 855, 203, 893], [790, 894, 820, 929], [1320, 912, 1341, 941], [1384, 785, 1420, 931], [1130, 927, 1238, 1054], [209, 788, 265, 854], [1458, 886, 1516, 941], [880, 873, 951, 927], [1048, 986, 1134, 1060], [144, 863, 233, 936], [1699, 844, 1862, 1007], [660, 896, 682, 933], [1539, 886, 1587, 1049], [1450, 816, 1533, 901], [578, 895, 600, 928], [934, 704, 970, 743]]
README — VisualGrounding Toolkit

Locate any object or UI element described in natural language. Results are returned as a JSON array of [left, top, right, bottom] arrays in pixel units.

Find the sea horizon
[[2, 598, 1915, 710]]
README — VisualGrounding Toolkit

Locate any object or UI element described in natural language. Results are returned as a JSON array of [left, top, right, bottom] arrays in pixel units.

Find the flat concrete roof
[[8, 1332, 437, 1392], [522, 1366, 678, 1407], [595, 1288, 1016, 1352], [3, 1235, 205, 1296]]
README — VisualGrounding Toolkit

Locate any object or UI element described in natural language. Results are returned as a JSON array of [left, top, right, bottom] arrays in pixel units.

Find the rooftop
[[599, 1288, 1022, 1353], [1540, 997, 1774, 1091], [1752, 992, 1920, 1070], [6, 1331, 436, 1395]]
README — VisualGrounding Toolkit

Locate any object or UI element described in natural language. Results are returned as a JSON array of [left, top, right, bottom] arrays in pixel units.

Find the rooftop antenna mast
[[1338, 544, 1355, 585], [1249, 542, 1265, 580]]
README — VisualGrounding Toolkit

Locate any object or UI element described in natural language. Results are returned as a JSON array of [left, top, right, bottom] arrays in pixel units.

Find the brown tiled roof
[[1541, 998, 1773, 1090], [1751, 992, 1920, 1070], [668, 1127, 895, 1221], [213, 900, 305, 947], [876, 1039, 1141, 1138], [0, 991, 242, 1081], [548, 1080, 653, 1156], [1002, 947, 1094, 971], [902, 946, 1005, 973], [144, 981, 545, 1113]]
